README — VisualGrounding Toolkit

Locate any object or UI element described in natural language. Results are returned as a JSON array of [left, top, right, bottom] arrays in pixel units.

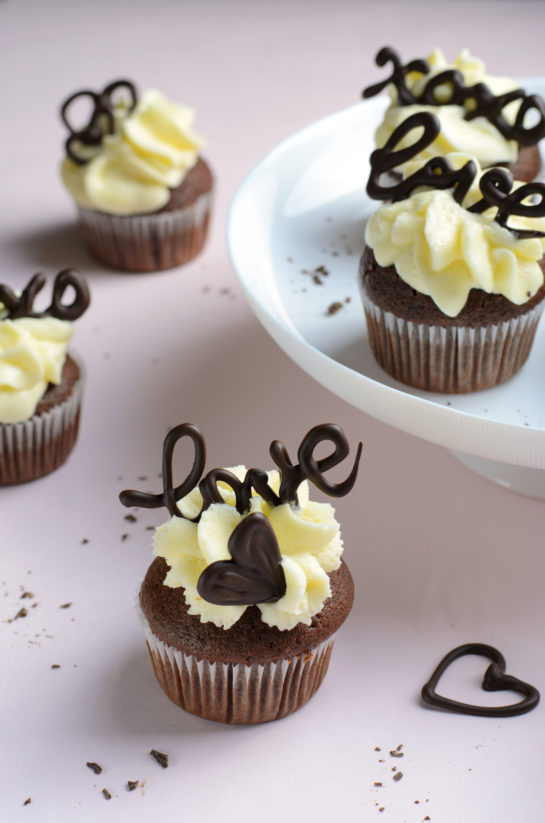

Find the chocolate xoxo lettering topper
[[0, 269, 90, 321], [120, 423, 362, 607], [363, 46, 545, 146]]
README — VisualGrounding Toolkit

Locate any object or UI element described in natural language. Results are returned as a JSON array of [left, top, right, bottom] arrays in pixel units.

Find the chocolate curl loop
[[0, 269, 90, 321], [119, 423, 206, 518], [271, 423, 362, 505], [468, 168, 545, 239], [419, 69, 465, 106], [362, 46, 429, 105], [199, 469, 245, 514], [61, 79, 138, 165], [513, 94, 545, 146]]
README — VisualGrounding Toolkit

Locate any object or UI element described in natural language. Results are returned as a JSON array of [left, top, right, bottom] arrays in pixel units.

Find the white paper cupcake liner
[[138, 609, 336, 724], [77, 190, 212, 272], [0, 351, 85, 484], [362, 298, 544, 393]]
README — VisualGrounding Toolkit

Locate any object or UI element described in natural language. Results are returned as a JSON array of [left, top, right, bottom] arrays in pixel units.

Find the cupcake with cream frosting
[[0, 269, 90, 484], [363, 47, 545, 182], [360, 112, 545, 393], [120, 422, 361, 724], [60, 80, 213, 272]]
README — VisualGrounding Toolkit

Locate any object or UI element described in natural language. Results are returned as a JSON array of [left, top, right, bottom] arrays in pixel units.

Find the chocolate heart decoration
[[421, 643, 540, 717], [196, 513, 286, 607]]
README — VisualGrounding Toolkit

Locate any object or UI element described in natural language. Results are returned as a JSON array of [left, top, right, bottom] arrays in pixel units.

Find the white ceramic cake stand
[[227, 83, 545, 499]]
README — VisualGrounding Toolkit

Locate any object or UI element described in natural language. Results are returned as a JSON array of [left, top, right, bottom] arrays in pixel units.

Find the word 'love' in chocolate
[[197, 513, 286, 606], [367, 111, 545, 239], [363, 46, 545, 146], [119, 422, 362, 520], [61, 79, 138, 165], [421, 643, 540, 717], [0, 269, 90, 321]]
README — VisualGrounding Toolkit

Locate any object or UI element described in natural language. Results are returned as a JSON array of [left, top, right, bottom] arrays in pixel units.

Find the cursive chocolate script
[[119, 422, 362, 520], [366, 111, 545, 238], [362, 46, 545, 146]]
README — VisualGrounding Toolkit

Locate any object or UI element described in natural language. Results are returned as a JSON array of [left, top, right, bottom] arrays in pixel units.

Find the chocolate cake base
[[0, 353, 84, 484], [507, 144, 541, 183], [77, 157, 213, 273], [139, 556, 354, 723], [359, 247, 545, 393]]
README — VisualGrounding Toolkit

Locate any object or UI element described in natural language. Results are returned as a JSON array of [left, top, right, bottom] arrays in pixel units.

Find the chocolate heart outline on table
[[197, 512, 286, 607], [421, 643, 540, 717]]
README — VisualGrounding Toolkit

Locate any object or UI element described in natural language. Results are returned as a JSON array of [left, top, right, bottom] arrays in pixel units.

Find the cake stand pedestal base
[[450, 451, 545, 501]]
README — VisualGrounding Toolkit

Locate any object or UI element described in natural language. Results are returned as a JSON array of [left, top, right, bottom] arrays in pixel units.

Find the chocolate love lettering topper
[[61, 79, 138, 165], [0, 269, 90, 321], [120, 423, 362, 606], [366, 111, 545, 239], [363, 46, 545, 146]]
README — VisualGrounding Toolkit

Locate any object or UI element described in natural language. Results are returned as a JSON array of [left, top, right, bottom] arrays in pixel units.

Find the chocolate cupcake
[[120, 422, 362, 724], [60, 81, 213, 272], [360, 113, 545, 393], [363, 47, 545, 182], [0, 269, 90, 484]]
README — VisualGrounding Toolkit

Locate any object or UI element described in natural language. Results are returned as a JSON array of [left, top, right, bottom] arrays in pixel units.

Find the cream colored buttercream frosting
[[365, 153, 545, 317], [0, 313, 73, 423], [153, 466, 343, 631], [375, 49, 520, 172], [61, 89, 204, 216]]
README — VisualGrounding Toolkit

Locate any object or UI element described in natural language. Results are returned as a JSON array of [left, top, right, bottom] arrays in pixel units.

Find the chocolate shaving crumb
[[124, 514, 137, 523], [23, 798, 31, 806], [59, 603, 72, 609], [20, 591, 34, 599], [374, 746, 381, 751], [423, 817, 431, 821], [127, 780, 139, 792], [102, 789, 112, 800], [86, 762, 103, 775], [315, 265, 329, 276], [379, 808, 385, 813], [138, 476, 148, 482], [14, 607, 28, 620], [150, 749, 168, 769], [121, 534, 129, 542], [374, 782, 383, 787], [145, 526, 154, 531], [51, 664, 61, 669], [81, 538, 89, 545], [390, 749, 404, 758], [326, 301, 343, 316], [393, 772, 403, 782]]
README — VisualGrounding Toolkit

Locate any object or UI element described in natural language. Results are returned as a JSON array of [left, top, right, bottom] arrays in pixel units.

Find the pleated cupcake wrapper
[[0, 352, 85, 485], [138, 608, 336, 725], [362, 298, 544, 393], [77, 189, 212, 272]]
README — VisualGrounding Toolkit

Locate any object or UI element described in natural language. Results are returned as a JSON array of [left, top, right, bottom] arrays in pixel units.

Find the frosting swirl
[[375, 49, 520, 171], [0, 314, 73, 423], [365, 154, 545, 317], [153, 466, 343, 631], [61, 89, 204, 215]]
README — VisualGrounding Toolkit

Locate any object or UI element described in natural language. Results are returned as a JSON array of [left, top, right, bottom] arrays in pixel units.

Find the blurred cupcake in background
[[60, 80, 213, 272], [0, 269, 90, 484]]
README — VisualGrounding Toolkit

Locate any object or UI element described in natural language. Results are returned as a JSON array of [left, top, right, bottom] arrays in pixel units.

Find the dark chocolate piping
[[362, 46, 545, 146], [119, 423, 362, 518], [367, 111, 545, 238], [421, 643, 540, 717], [196, 512, 286, 606], [0, 269, 90, 321], [61, 79, 138, 165]]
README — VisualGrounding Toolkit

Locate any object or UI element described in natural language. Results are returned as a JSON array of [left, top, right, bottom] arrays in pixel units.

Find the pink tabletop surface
[[2, 1, 545, 821]]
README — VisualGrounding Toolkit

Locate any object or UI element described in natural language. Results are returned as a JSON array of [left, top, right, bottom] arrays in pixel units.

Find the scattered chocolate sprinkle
[[345, 296, 351, 303], [86, 762, 103, 775], [137, 476, 147, 482], [315, 265, 329, 277], [127, 780, 139, 792], [20, 591, 34, 599], [121, 534, 129, 542], [59, 603, 72, 609], [23, 798, 31, 806], [145, 526, 154, 531], [81, 538, 89, 545], [124, 514, 137, 523], [374, 782, 383, 787], [390, 749, 404, 758], [51, 664, 61, 669], [378, 807, 385, 813], [102, 789, 112, 800], [423, 817, 431, 821], [150, 749, 168, 769], [287, 256, 294, 263], [393, 772, 403, 782], [312, 274, 323, 285], [374, 746, 381, 751], [14, 607, 28, 620], [326, 301, 343, 316]]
